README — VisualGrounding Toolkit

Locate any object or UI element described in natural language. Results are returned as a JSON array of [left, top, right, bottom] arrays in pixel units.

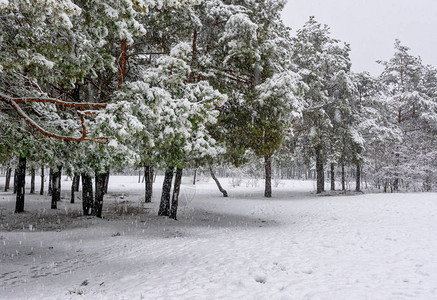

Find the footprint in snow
[[254, 275, 267, 284]]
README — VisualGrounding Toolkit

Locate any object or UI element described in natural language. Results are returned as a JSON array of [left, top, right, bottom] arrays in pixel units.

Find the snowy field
[[0, 175, 436, 299]]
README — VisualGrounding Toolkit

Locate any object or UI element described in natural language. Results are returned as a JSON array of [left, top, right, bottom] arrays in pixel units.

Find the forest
[[1, 0, 437, 221]]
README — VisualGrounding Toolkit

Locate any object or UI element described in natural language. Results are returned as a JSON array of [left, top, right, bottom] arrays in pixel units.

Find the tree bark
[[82, 173, 94, 216], [264, 154, 272, 198], [158, 168, 174, 216], [104, 167, 110, 194], [94, 172, 106, 218], [209, 166, 228, 197], [193, 169, 197, 185], [341, 162, 345, 191], [355, 163, 361, 192], [13, 169, 17, 194], [169, 168, 183, 220], [330, 163, 335, 191], [144, 165, 153, 203], [30, 168, 35, 194], [4, 166, 11, 192], [40, 166, 44, 195], [73, 173, 80, 192], [315, 146, 324, 194], [14, 157, 26, 213], [71, 174, 80, 203], [51, 166, 62, 209]]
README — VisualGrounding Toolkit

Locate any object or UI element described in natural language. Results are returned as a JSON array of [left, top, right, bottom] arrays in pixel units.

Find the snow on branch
[[0, 92, 108, 144]]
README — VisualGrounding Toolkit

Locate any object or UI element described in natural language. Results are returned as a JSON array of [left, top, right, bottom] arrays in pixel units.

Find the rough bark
[[169, 168, 183, 220], [158, 168, 174, 216], [94, 172, 107, 218], [209, 166, 228, 197], [14, 157, 26, 213], [51, 166, 62, 209], [330, 163, 335, 191], [82, 173, 94, 216], [144, 165, 153, 203], [315, 146, 324, 194], [356, 163, 361, 192], [40, 166, 44, 195], [4, 166, 11, 192], [30, 168, 35, 194], [264, 154, 272, 198]]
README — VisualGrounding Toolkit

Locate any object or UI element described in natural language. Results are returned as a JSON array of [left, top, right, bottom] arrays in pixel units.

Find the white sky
[[281, 0, 437, 75]]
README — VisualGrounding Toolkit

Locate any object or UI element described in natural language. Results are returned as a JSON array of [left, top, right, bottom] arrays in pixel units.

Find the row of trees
[[1, 0, 436, 219]]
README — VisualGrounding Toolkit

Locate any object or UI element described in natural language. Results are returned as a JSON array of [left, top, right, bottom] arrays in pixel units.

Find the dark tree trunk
[[30, 168, 35, 194], [4, 166, 11, 192], [356, 163, 361, 192], [193, 169, 197, 185], [40, 166, 44, 195], [13, 169, 17, 194], [71, 174, 80, 203], [341, 163, 345, 191], [82, 173, 94, 216], [209, 166, 228, 197], [48, 168, 53, 196], [103, 168, 110, 194], [158, 168, 174, 216], [94, 172, 107, 218], [144, 165, 153, 203], [15, 157, 26, 213], [73, 173, 80, 192], [51, 166, 62, 209], [393, 152, 400, 191], [264, 154, 272, 198], [138, 169, 141, 183], [169, 168, 183, 220], [315, 146, 324, 194], [330, 163, 335, 191]]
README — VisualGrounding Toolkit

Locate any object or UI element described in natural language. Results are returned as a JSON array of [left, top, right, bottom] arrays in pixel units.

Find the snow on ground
[[0, 175, 436, 299]]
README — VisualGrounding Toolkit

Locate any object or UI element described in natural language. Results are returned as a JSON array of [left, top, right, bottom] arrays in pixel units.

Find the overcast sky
[[281, 0, 437, 75]]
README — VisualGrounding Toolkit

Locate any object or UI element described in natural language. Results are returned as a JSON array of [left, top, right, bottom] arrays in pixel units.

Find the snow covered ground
[[0, 175, 436, 299]]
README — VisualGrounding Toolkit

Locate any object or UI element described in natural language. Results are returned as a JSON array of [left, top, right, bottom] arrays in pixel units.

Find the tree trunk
[[13, 169, 17, 194], [15, 157, 26, 213], [315, 146, 324, 194], [169, 168, 183, 220], [4, 166, 11, 192], [193, 169, 197, 185], [144, 165, 153, 203], [40, 166, 44, 195], [30, 168, 35, 194], [94, 172, 106, 218], [48, 168, 53, 196], [264, 154, 272, 198], [103, 168, 110, 194], [73, 173, 80, 192], [51, 166, 62, 209], [330, 163, 335, 191], [82, 173, 94, 216], [71, 174, 80, 203], [341, 163, 345, 191], [209, 166, 228, 197], [355, 163, 361, 192], [158, 168, 174, 216]]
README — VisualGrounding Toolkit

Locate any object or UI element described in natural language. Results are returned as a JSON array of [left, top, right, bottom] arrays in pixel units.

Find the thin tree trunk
[[15, 157, 26, 213], [82, 173, 94, 216], [71, 174, 80, 203], [209, 166, 228, 197], [48, 168, 53, 196], [30, 168, 35, 194], [341, 163, 345, 191], [51, 166, 62, 209], [158, 168, 174, 216], [193, 169, 197, 185], [73, 173, 80, 192], [103, 167, 110, 194], [355, 163, 361, 192], [264, 154, 272, 198], [13, 170, 17, 194], [144, 165, 153, 203], [315, 146, 324, 194], [170, 168, 183, 220], [4, 166, 11, 192], [94, 172, 106, 218], [40, 166, 44, 195], [138, 169, 141, 183], [330, 163, 335, 191]]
